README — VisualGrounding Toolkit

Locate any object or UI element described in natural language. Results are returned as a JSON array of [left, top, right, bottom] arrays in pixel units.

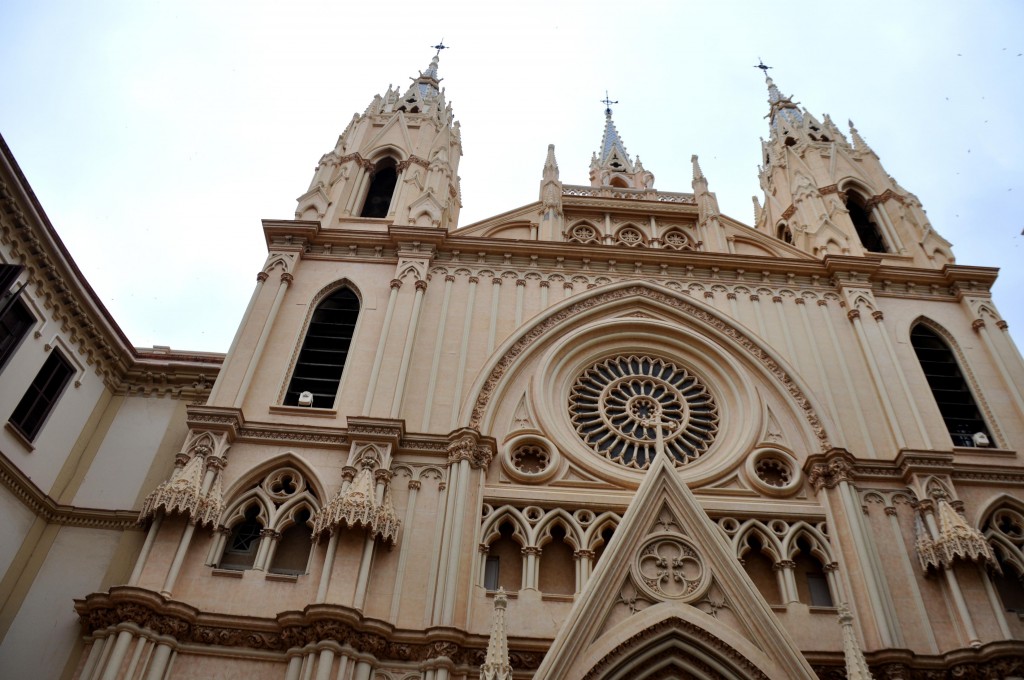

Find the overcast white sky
[[2, 1, 1022, 352]]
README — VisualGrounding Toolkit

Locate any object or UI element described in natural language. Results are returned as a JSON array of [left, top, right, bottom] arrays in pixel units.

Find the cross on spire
[[601, 91, 618, 116], [754, 58, 773, 79], [431, 40, 449, 57]]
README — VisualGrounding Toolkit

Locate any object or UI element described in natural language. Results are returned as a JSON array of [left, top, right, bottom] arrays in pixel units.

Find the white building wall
[[0, 489, 37, 577], [0, 525, 119, 680], [72, 396, 181, 509]]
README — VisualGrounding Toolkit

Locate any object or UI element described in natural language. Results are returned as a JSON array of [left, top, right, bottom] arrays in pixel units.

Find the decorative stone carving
[[915, 496, 996, 573], [312, 460, 400, 546], [632, 533, 709, 602], [138, 434, 223, 528], [568, 354, 719, 469]]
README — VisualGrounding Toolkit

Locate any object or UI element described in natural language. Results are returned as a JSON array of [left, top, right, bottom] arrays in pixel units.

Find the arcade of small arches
[[566, 220, 696, 251], [475, 504, 839, 610]]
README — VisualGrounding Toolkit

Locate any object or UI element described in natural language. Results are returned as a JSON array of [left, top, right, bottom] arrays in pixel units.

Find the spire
[[543, 143, 559, 183], [765, 74, 804, 129], [848, 120, 872, 152], [589, 95, 654, 189], [838, 604, 876, 680], [599, 108, 632, 168], [480, 588, 512, 680], [691, 154, 705, 182]]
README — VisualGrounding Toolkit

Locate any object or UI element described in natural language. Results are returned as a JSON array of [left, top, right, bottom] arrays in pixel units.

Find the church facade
[[1, 53, 1024, 679]]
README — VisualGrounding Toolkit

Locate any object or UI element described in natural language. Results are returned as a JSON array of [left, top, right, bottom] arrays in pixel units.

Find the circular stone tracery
[[632, 534, 709, 602], [569, 355, 719, 469]]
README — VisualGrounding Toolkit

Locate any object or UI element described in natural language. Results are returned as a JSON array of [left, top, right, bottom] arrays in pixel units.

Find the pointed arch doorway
[[582, 616, 770, 680]]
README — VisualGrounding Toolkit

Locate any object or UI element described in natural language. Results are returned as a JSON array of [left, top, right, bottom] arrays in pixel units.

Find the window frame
[[8, 349, 75, 442]]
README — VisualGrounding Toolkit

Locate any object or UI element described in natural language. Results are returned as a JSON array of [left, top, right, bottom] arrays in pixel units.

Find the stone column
[[391, 279, 428, 418], [362, 279, 403, 415], [233, 271, 293, 408]]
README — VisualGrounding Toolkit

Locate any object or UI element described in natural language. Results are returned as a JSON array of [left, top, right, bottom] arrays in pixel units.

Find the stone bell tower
[[295, 51, 463, 230], [753, 72, 954, 268]]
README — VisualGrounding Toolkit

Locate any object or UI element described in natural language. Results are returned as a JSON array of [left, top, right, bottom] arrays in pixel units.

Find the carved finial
[[837, 604, 876, 680], [431, 40, 449, 58], [848, 120, 870, 151], [754, 58, 773, 79], [691, 154, 705, 181], [543, 144, 559, 181], [480, 588, 512, 680], [752, 195, 763, 224]]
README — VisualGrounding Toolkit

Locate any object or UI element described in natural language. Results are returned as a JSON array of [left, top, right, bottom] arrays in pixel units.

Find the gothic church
[[1, 52, 1024, 679]]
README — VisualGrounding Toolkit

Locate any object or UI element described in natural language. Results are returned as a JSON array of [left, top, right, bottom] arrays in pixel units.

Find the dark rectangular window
[[9, 351, 74, 441], [0, 264, 33, 371], [0, 297, 34, 371]]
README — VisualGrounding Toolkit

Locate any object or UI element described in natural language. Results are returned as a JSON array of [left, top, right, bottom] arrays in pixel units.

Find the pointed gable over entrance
[[533, 452, 818, 679]]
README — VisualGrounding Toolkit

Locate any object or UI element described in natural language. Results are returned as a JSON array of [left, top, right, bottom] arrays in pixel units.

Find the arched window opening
[[742, 534, 781, 604], [846, 193, 888, 253], [776, 223, 793, 244], [610, 176, 629, 188], [992, 549, 1024, 613], [593, 526, 616, 565], [910, 324, 992, 447], [539, 524, 576, 595], [793, 536, 833, 607], [220, 505, 263, 571], [359, 158, 398, 218], [784, 136, 796, 147], [486, 521, 523, 592], [285, 287, 360, 408], [269, 508, 314, 576]]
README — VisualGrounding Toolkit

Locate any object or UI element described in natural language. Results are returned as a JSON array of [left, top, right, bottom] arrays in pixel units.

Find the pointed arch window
[[910, 324, 991, 447], [846, 192, 888, 253], [359, 158, 398, 218], [285, 287, 359, 407], [220, 505, 263, 571]]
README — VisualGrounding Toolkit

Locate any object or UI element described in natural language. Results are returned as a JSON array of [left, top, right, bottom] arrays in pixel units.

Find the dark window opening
[[220, 505, 263, 571], [539, 524, 575, 595], [846, 194, 888, 252], [268, 508, 313, 575], [910, 325, 991, 447], [777, 223, 793, 244], [593, 526, 615, 565], [488, 521, 523, 592], [784, 136, 796, 147], [610, 176, 628, 187], [359, 159, 398, 218], [484, 555, 500, 591], [993, 550, 1024, 613], [9, 350, 73, 441], [743, 534, 781, 604], [0, 266, 33, 371], [284, 288, 360, 408], [794, 537, 833, 607]]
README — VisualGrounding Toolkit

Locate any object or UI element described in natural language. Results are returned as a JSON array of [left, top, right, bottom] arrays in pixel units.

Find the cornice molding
[[0, 137, 223, 394], [805, 448, 1024, 489], [807, 641, 1024, 680], [0, 449, 139, 530], [76, 587, 550, 670]]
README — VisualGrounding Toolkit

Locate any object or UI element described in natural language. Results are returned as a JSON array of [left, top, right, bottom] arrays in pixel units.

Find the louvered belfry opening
[[910, 324, 991, 447], [284, 288, 359, 407]]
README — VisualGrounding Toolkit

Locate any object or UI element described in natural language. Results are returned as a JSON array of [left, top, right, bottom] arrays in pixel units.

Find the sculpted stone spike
[[480, 588, 512, 680], [838, 604, 876, 680]]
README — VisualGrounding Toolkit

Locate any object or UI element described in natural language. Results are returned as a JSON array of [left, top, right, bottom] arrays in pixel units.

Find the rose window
[[617, 227, 644, 246], [663, 230, 690, 250], [571, 225, 598, 243], [568, 355, 719, 469]]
